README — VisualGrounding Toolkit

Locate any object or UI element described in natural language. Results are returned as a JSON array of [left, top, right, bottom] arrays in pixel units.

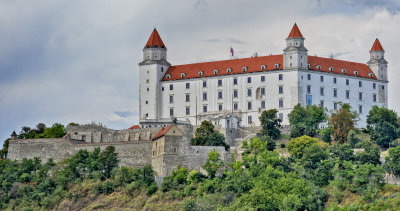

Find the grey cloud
[[114, 111, 135, 118]]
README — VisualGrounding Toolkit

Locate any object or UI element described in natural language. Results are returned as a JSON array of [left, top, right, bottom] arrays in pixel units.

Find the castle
[[139, 24, 388, 129], [7, 23, 389, 177]]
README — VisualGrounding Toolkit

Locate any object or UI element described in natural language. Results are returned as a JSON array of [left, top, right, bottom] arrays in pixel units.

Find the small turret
[[10, 131, 17, 140], [283, 23, 308, 70], [141, 28, 168, 64], [367, 38, 388, 81]]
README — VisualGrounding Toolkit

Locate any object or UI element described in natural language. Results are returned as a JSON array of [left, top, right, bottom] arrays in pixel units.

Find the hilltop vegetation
[[1, 104, 400, 210]]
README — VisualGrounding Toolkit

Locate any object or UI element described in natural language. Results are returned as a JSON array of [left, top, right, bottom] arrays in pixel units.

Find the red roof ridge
[[371, 38, 384, 51], [128, 125, 140, 130], [170, 54, 282, 67], [153, 124, 174, 140], [309, 55, 367, 65], [287, 23, 303, 38], [145, 28, 166, 49]]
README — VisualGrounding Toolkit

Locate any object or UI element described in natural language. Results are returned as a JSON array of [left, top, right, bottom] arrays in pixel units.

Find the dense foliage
[[191, 120, 229, 150], [330, 103, 355, 144], [18, 123, 67, 139], [288, 104, 327, 138], [367, 106, 400, 148], [259, 109, 282, 139]]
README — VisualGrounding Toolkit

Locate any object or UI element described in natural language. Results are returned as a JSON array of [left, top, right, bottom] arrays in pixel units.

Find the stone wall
[[7, 138, 153, 168]]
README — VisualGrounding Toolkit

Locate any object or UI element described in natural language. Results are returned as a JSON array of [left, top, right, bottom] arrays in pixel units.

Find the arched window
[[226, 68, 232, 73], [329, 67, 334, 72], [353, 71, 358, 76], [242, 66, 248, 72], [198, 71, 204, 76], [261, 65, 267, 70], [274, 64, 280, 69], [316, 65, 321, 70], [341, 69, 346, 73], [166, 74, 171, 79], [181, 73, 186, 78], [368, 73, 373, 78], [214, 69, 219, 75]]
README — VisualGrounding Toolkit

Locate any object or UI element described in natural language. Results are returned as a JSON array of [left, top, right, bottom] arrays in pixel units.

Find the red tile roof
[[287, 23, 303, 38], [153, 124, 173, 140], [145, 28, 166, 48], [162, 54, 376, 81], [371, 39, 384, 51], [128, 125, 140, 129]]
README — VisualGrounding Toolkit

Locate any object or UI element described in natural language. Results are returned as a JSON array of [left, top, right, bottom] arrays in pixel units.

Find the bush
[[94, 181, 115, 194], [183, 199, 196, 211], [320, 127, 332, 144], [280, 143, 286, 148], [146, 184, 158, 196]]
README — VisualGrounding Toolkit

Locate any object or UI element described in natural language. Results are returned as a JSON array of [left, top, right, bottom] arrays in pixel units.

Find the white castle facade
[[138, 24, 388, 129]]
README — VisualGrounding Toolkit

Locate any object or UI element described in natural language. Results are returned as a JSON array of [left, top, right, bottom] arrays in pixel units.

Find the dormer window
[[316, 65, 321, 70], [242, 66, 248, 72], [261, 65, 267, 70], [307, 64, 311, 69], [353, 71, 358, 76], [329, 67, 334, 72], [198, 71, 204, 76], [274, 64, 280, 69], [214, 69, 219, 75], [226, 68, 232, 73], [166, 74, 171, 79], [368, 73, 373, 78], [181, 73, 186, 78], [341, 69, 346, 74]]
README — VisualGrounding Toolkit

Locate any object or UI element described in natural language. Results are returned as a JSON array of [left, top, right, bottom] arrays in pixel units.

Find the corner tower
[[367, 39, 388, 81], [283, 23, 308, 70], [139, 29, 170, 127]]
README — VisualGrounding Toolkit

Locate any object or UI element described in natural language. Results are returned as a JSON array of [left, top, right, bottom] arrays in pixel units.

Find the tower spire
[[371, 38, 384, 51], [144, 28, 166, 49], [287, 23, 303, 38]]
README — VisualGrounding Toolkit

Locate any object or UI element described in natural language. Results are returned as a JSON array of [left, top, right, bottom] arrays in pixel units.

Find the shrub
[[280, 143, 286, 148], [94, 181, 115, 194], [183, 199, 196, 211], [146, 184, 158, 196]]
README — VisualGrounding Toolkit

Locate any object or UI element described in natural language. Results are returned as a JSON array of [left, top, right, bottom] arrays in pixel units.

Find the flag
[[230, 47, 234, 57]]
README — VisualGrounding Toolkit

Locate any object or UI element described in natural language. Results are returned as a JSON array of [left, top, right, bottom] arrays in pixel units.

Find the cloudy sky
[[1, 0, 400, 145]]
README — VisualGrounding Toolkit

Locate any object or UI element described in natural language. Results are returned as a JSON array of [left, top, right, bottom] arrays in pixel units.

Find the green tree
[[191, 121, 229, 150], [0, 138, 10, 159], [288, 104, 327, 138], [385, 146, 400, 176], [203, 149, 224, 178], [259, 109, 281, 139], [287, 135, 319, 159], [320, 127, 333, 144], [43, 123, 66, 138], [36, 123, 47, 134], [330, 143, 355, 162], [330, 103, 354, 144], [367, 106, 399, 148], [356, 141, 381, 165]]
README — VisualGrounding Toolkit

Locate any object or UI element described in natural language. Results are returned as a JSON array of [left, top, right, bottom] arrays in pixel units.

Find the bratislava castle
[[138, 24, 388, 129]]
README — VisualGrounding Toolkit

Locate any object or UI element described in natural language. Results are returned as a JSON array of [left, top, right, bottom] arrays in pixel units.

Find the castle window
[[341, 69, 346, 74], [199, 71, 204, 76], [242, 66, 248, 72], [261, 101, 266, 109], [146, 79, 149, 83], [247, 77, 251, 83], [316, 65, 321, 70], [359, 105, 363, 114], [346, 90, 350, 99], [290, 56, 292, 59], [307, 85, 311, 94], [346, 79, 349, 85], [234, 103, 238, 110], [146, 101, 148, 104], [170, 108, 174, 116], [234, 90, 238, 98], [369, 73, 374, 78], [186, 93, 190, 102], [261, 65, 267, 70], [203, 81, 207, 87], [161, 67, 164, 72], [214, 69, 219, 75], [203, 105, 208, 113], [186, 83, 190, 89], [218, 104, 223, 111], [218, 79, 222, 86], [320, 100, 324, 108], [147, 88, 149, 91], [334, 102, 338, 110], [329, 67, 334, 72], [173, 148, 176, 152], [203, 92, 207, 101], [354, 71, 358, 76], [247, 88, 252, 97], [279, 113, 284, 121], [248, 101, 252, 110], [359, 81, 362, 87], [227, 68, 232, 73], [181, 73, 186, 78], [169, 95, 174, 104], [186, 107, 190, 115], [261, 75, 265, 82], [333, 77, 337, 84], [261, 87, 265, 95], [233, 78, 238, 85], [307, 74, 311, 80], [290, 63, 292, 67], [279, 85, 284, 94], [248, 115, 252, 124], [274, 64, 280, 69], [170, 84, 173, 90], [320, 87, 324, 96], [333, 89, 337, 97], [307, 64, 311, 69], [359, 92, 363, 101], [373, 94, 377, 102], [218, 91, 223, 99], [320, 75, 324, 82], [279, 74, 283, 80], [166, 74, 171, 79], [162, 87, 164, 91], [382, 85, 385, 90], [373, 83, 376, 89], [279, 99, 284, 108]]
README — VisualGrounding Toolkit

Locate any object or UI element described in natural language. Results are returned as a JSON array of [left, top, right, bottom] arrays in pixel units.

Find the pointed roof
[[144, 28, 166, 48], [287, 23, 303, 38], [371, 38, 384, 51], [11, 131, 17, 136]]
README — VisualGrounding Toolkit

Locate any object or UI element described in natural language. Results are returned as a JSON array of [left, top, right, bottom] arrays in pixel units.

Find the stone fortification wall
[[7, 138, 153, 168]]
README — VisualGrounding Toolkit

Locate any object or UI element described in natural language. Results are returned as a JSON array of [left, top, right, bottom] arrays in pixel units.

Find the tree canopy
[[330, 103, 355, 144], [191, 120, 229, 150], [259, 109, 281, 139], [367, 106, 400, 148], [288, 104, 327, 138]]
